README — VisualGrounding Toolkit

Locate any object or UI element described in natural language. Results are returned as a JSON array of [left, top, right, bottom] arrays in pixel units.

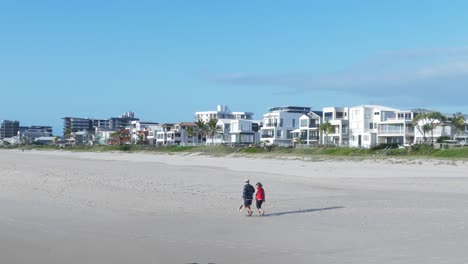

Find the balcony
[[261, 134, 274, 138], [264, 123, 278, 127]]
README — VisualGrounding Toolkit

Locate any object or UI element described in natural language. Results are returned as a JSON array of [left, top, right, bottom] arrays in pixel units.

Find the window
[[336, 112, 343, 119], [286, 130, 293, 139], [280, 118, 283, 127], [276, 130, 282, 138], [374, 112, 380, 115], [363, 135, 369, 141], [300, 119, 308, 127], [292, 119, 295, 127], [370, 123, 373, 129]]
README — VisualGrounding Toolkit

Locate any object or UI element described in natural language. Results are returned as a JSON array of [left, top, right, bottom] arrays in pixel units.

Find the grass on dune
[[3, 143, 468, 159]]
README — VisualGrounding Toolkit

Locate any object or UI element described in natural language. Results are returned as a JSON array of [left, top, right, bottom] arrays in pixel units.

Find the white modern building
[[166, 122, 197, 145], [130, 121, 159, 144], [147, 125, 163, 145], [195, 105, 254, 123], [211, 119, 260, 145], [291, 112, 322, 145], [322, 107, 350, 146], [156, 124, 175, 146], [347, 105, 402, 148], [260, 106, 312, 146], [377, 109, 419, 146]]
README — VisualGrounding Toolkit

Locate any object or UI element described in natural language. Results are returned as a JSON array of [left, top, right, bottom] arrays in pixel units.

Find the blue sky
[[1, 1, 468, 134]]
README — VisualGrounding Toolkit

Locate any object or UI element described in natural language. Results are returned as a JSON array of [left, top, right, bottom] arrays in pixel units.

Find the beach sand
[[1, 149, 468, 263]]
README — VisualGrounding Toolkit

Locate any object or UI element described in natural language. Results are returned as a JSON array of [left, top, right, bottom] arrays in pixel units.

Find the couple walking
[[240, 179, 265, 217]]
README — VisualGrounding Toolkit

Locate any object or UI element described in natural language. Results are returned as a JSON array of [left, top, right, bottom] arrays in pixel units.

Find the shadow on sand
[[264, 206, 345, 217]]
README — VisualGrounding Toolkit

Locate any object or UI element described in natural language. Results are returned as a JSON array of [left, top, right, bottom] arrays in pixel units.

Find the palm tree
[[319, 121, 335, 145], [186, 126, 195, 145], [450, 112, 465, 140], [207, 118, 222, 145], [413, 112, 446, 145], [195, 119, 207, 145]]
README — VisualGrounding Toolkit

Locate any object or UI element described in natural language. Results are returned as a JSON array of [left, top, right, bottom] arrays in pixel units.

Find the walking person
[[255, 182, 266, 216], [242, 179, 255, 216]]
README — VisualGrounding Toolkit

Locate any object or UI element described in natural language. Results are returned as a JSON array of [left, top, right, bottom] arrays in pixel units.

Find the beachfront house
[[195, 105, 253, 123], [166, 122, 197, 145], [130, 121, 159, 144], [291, 112, 322, 145], [347, 105, 403, 148], [210, 119, 260, 145], [156, 124, 175, 146], [376, 109, 419, 146], [260, 106, 312, 146], [321, 107, 350, 146]]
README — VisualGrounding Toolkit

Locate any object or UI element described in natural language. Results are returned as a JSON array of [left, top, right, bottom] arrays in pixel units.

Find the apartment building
[[322, 107, 350, 146], [291, 112, 322, 145], [347, 105, 402, 148], [130, 121, 160, 144], [195, 105, 253, 123], [260, 106, 312, 146], [212, 119, 260, 145], [0, 120, 20, 140]]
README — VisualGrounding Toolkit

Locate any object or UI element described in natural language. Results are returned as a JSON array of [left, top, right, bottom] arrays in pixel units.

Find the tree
[[186, 126, 195, 145], [195, 119, 207, 145], [413, 112, 446, 145], [319, 121, 335, 145], [450, 112, 465, 139], [64, 128, 72, 139], [206, 118, 222, 145]]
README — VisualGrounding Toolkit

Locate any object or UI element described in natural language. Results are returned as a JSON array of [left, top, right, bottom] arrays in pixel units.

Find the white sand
[[1, 149, 468, 264]]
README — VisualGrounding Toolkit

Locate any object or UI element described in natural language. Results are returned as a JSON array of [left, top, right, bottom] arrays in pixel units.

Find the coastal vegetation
[[3, 143, 468, 159]]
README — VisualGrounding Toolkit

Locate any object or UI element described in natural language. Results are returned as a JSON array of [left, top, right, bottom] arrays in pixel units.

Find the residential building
[[195, 105, 253, 122], [0, 120, 20, 140], [377, 109, 419, 146], [130, 121, 159, 144], [156, 123, 175, 146], [348, 105, 402, 148], [166, 122, 197, 145], [62, 117, 92, 135], [322, 107, 349, 146], [108, 112, 139, 130], [147, 125, 164, 145], [292, 112, 322, 145], [260, 106, 312, 146], [19, 126, 53, 143], [211, 119, 260, 145]]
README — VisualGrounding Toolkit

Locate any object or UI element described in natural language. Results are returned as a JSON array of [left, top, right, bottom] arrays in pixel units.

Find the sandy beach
[[1, 149, 468, 263]]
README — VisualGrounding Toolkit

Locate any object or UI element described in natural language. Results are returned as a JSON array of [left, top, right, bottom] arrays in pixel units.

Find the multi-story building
[[211, 119, 261, 145], [377, 109, 420, 146], [108, 112, 139, 130], [156, 124, 175, 146], [0, 120, 20, 140], [130, 121, 160, 144], [348, 105, 403, 148], [19, 126, 53, 142], [195, 105, 253, 123], [260, 106, 312, 146], [292, 112, 322, 145], [165, 122, 197, 145], [62, 117, 92, 135], [322, 107, 349, 146]]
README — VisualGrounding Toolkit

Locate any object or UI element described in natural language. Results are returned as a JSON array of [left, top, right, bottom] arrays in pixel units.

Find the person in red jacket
[[255, 182, 266, 216]]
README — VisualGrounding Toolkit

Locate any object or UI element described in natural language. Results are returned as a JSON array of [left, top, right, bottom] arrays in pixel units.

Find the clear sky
[[1, 1, 468, 135]]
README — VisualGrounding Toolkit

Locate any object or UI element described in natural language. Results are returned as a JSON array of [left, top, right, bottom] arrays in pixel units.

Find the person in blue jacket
[[242, 179, 255, 216]]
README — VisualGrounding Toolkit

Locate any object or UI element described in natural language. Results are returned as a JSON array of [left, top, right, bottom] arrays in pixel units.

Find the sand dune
[[1, 149, 468, 263]]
